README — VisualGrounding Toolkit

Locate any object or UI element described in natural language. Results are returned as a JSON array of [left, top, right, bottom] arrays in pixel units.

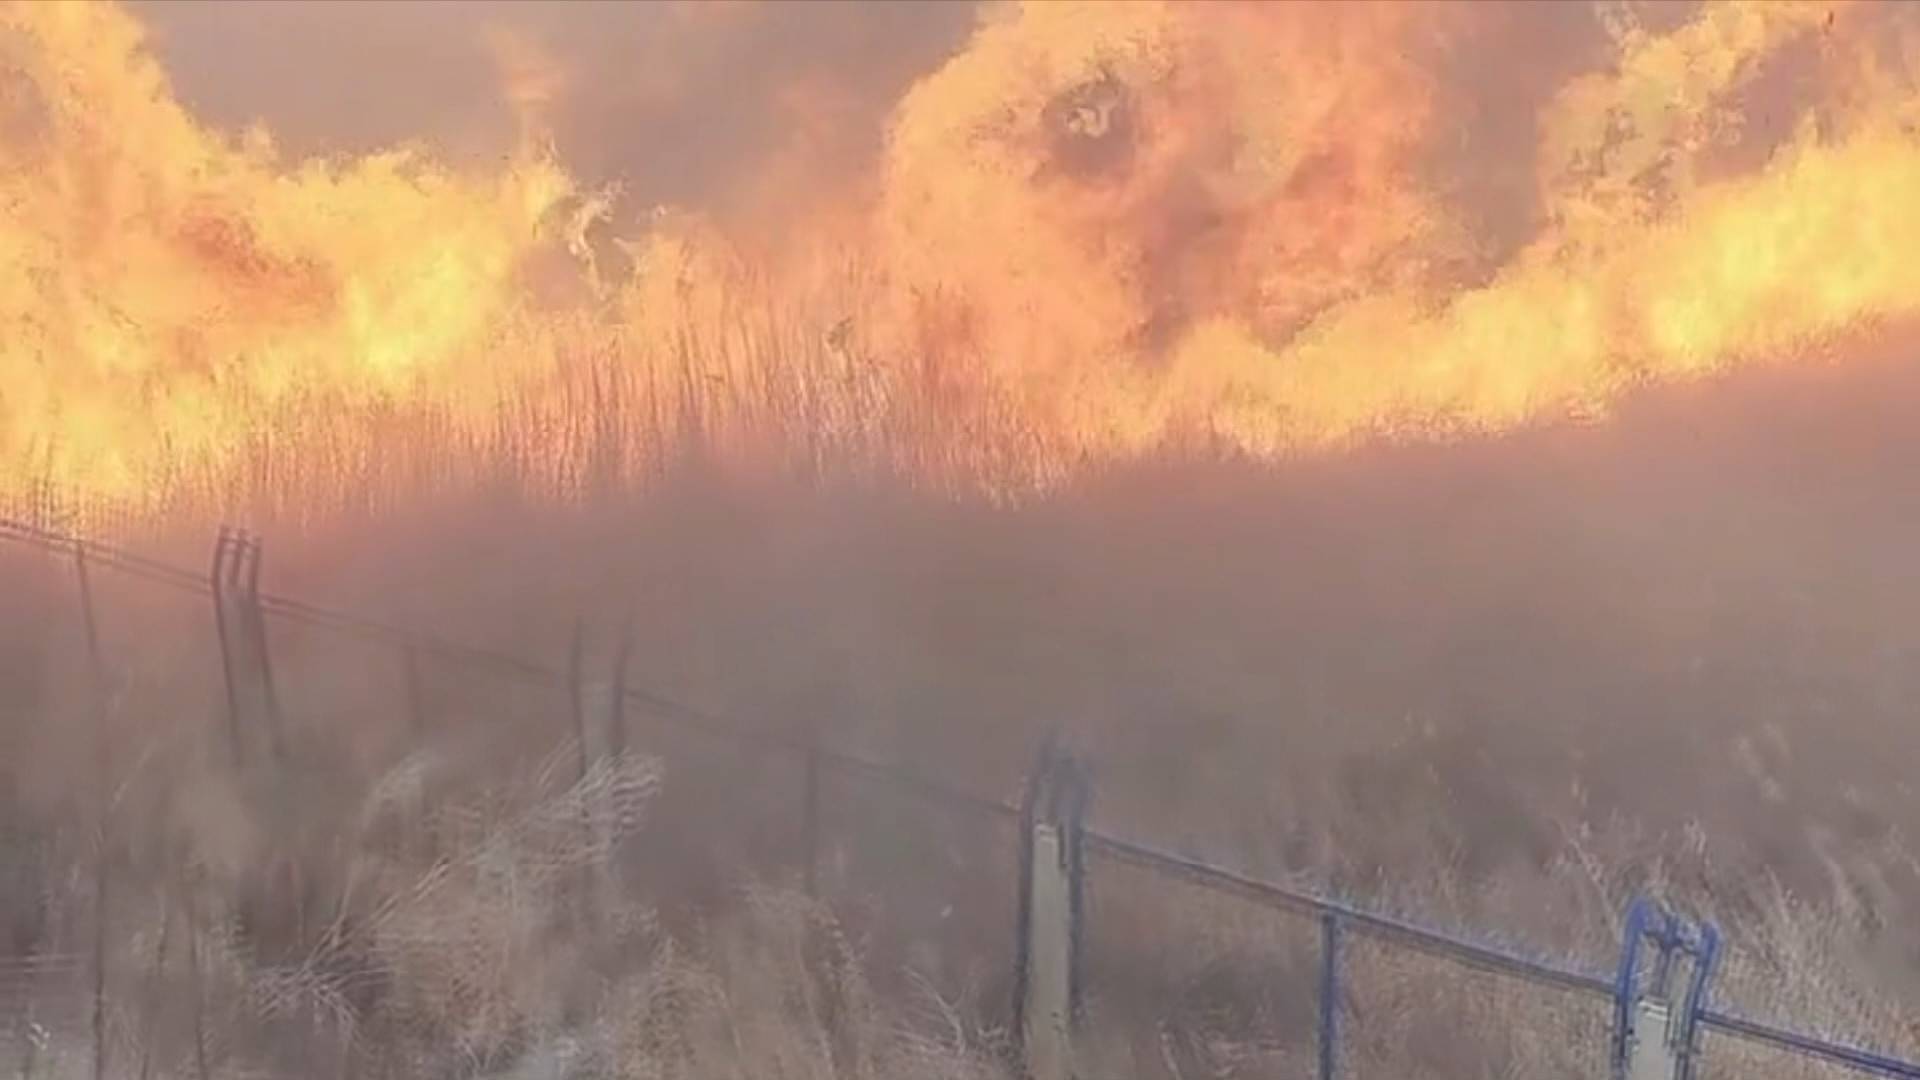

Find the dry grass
[[8, 278, 1064, 537], [0, 716, 1011, 1079], [6, 337, 1920, 1075]]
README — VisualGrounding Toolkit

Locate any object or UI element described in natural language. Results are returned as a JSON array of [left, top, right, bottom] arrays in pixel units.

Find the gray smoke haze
[[130, 0, 979, 214], [121, 0, 1691, 245]]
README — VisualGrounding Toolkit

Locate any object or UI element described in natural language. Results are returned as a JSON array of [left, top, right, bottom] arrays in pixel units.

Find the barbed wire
[[0, 515, 1014, 821], [4, 515, 1917, 1077], [0, 516, 205, 594]]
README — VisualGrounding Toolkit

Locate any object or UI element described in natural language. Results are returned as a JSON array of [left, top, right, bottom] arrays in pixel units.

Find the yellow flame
[[5, 0, 1920, 523], [0, 1, 570, 510]]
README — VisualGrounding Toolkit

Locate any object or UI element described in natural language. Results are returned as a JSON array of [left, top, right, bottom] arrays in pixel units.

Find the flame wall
[[3, 0, 1920, 523]]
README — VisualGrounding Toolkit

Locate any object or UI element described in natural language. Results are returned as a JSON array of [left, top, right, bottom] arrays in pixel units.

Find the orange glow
[[5, 0, 1920, 523]]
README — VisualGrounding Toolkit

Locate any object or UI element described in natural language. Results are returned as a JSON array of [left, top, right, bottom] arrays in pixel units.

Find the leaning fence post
[[1013, 741, 1089, 1080], [1612, 897, 1721, 1080]]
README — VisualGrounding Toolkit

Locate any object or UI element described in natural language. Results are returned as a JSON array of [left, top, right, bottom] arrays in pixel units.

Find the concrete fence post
[[1014, 741, 1089, 1080]]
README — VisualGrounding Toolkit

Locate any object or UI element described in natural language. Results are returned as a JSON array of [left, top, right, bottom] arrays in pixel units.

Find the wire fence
[[1, 514, 1918, 1079]]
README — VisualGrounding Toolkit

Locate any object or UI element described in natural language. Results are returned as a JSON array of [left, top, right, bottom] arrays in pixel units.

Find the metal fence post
[[1013, 741, 1089, 1080], [599, 618, 634, 920], [608, 613, 633, 760], [73, 541, 111, 1080], [1319, 910, 1342, 1080], [566, 619, 596, 932], [1612, 897, 1721, 1080], [210, 528, 245, 763], [90, 837, 108, 1080], [238, 533, 285, 762], [802, 713, 821, 898], [568, 619, 590, 781], [208, 528, 284, 763], [185, 885, 210, 1080], [135, 889, 171, 1080], [72, 542, 106, 712], [402, 646, 428, 739]]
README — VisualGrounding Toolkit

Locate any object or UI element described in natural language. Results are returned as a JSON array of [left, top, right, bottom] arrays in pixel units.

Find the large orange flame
[[0, 1, 571, 516], [4, 0, 1920, 523]]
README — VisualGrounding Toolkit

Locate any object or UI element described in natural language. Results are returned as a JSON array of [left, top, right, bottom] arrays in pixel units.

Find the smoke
[[127, 0, 977, 216]]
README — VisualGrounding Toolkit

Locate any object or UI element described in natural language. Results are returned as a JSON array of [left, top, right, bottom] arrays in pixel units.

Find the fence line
[[1081, 830, 1616, 999], [1699, 1013, 1920, 1080], [3, 515, 1918, 1079], [0, 514, 1011, 819]]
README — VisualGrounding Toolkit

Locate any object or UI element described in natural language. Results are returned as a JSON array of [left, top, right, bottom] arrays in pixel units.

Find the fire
[[878, 0, 1920, 454], [0, 1, 570, 516], [3, 0, 1920, 523]]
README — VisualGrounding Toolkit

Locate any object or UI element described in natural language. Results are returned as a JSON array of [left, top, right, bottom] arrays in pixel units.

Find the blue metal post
[[1613, 897, 1722, 1080], [1612, 897, 1654, 1078], [1674, 921, 1721, 1080], [1320, 910, 1341, 1080]]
